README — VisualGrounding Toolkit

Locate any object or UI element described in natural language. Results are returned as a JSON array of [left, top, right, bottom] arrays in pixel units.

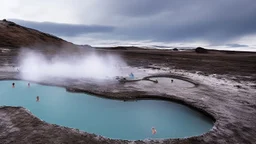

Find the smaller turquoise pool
[[0, 80, 214, 140]]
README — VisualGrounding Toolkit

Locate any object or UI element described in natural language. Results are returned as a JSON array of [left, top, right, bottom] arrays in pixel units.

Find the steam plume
[[18, 49, 126, 81]]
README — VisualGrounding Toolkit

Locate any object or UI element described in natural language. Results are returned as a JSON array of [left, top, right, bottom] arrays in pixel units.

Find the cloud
[[10, 19, 114, 37], [2, 0, 256, 51], [110, 0, 256, 43]]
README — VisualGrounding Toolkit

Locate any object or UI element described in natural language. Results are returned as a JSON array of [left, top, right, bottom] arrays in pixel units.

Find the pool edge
[[0, 74, 217, 144]]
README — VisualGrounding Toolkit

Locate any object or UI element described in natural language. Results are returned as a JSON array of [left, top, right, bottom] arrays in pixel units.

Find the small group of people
[[12, 82, 30, 88], [12, 80, 156, 135], [11, 82, 39, 102]]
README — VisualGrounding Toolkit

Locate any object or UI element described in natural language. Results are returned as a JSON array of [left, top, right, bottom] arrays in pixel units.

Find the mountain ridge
[[0, 19, 76, 50]]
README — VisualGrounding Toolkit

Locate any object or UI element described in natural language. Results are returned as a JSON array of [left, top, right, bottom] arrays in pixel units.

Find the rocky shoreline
[[0, 70, 255, 144]]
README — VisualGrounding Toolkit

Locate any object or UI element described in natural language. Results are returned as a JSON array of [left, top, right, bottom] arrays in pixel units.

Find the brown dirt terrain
[[0, 20, 86, 57], [94, 47, 256, 82], [0, 20, 74, 49]]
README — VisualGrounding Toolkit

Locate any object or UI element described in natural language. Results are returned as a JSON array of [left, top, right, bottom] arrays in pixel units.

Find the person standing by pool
[[36, 96, 40, 102], [152, 127, 157, 135], [129, 72, 134, 79], [12, 83, 15, 88]]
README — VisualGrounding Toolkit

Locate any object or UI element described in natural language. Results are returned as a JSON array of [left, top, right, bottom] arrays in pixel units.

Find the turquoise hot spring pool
[[0, 80, 214, 140]]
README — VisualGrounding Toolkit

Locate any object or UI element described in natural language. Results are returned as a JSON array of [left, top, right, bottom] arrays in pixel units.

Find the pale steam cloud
[[18, 49, 126, 81]]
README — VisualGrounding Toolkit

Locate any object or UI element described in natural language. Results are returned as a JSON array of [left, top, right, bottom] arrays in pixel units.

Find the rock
[[7, 21, 16, 26], [195, 47, 208, 53], [235, 85, 242, 89], [173, 48, 179, 51]]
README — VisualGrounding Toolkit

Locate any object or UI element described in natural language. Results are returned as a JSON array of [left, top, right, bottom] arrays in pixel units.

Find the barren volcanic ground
[[0, 20, 256, 144]]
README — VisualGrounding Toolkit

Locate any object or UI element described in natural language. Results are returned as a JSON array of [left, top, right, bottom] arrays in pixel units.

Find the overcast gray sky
[[1, 0, 256, 51]]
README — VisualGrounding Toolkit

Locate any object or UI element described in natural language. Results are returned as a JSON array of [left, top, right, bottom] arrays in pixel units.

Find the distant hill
[[94, 46, 145, 50], [77, 44, 93, 49], [0, 19, 80, 54]]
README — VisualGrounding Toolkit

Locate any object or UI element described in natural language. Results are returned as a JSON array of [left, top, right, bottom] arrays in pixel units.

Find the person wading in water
[[152, 127, 157, 135], [12, 83, 15, 88], [36, 96, 40, 102]]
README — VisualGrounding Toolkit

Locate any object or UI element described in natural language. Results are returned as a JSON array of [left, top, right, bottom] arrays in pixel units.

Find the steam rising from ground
[[18, 49, 126, 81]]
